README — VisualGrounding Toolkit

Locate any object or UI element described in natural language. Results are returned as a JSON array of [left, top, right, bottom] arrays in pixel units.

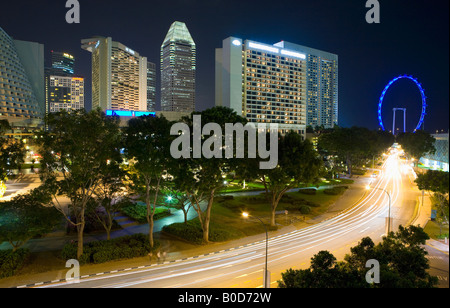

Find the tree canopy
[[278, 225, 438, 288], [396, 130, 436, 161]]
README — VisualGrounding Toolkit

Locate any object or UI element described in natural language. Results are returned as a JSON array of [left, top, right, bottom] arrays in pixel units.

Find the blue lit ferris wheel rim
[[378, 75, 427, 132]]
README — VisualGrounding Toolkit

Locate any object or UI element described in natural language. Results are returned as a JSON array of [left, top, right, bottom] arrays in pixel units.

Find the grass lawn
[[424, 221, 449, 240], [163, 186, 350, 244]]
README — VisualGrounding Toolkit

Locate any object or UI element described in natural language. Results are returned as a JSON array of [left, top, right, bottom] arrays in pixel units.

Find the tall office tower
[[0, 27, 43, 123], [147, 61, 156, 111], [161, 21, 196, 112], [215, 37, 309, 135], [274, 41, 338, 129], [81, 37, 149, 111], [46, 76, 84, 114], [50, 51, 75, 76]]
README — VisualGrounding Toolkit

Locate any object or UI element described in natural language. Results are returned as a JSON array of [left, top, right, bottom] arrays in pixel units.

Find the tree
[[416, 170, 449, 230], [278, 250, 366, 288], [36, 109, 122, 259], [0, 119, 26, 185], [415, 169, 449, 195], [169, 106, 248, 243], [0, 187, 61, 252], [123, 115, 173, 248], [318, 127, 368, 176], [162, 189, 192, 225], [396, 130, 436, 163], [241, 131, 323, 227], [89, 161, 128, 240], [278, 225, 438, 288]]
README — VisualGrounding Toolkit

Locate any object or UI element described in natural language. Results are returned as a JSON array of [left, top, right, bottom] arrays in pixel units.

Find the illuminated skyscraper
[[147, 61, 156, 111], [216, 37, 308, 135], [274, 41, 338, 129], [216, 37, 338, 135], [161, 21, 196, 112], [81, 37, 155, 112], [50, 51, 75, 76]]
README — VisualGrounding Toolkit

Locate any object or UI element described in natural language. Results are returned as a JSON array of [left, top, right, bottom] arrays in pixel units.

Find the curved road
[[44, 153, 418, 288]]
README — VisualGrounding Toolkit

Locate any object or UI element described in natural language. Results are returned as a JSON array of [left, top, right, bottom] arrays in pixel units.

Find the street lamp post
[[366, 185, 392, 234], [242, 212, 269, 288]]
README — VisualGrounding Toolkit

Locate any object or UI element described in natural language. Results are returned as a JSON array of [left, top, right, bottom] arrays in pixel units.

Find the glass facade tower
[[161, 21, 196, 112]]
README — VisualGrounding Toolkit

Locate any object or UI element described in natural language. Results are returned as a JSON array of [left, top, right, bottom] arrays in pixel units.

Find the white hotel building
[[215, 37, 338, 136]]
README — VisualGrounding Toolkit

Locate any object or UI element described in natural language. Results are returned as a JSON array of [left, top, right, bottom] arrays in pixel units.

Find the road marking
[[359, 226, 371, 233]]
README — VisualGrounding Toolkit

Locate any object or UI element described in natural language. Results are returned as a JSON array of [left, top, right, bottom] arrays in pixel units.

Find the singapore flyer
[[377, 75, 427, 133]]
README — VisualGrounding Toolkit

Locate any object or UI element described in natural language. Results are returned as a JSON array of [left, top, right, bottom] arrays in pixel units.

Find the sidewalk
[[409, 191, 449, 254], [427, 239, 449, 254]]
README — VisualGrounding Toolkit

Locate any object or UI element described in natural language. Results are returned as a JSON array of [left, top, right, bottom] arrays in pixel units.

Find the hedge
[[0, 249, 31, 278], [298, 189, 317, 195], [162, 220, 244, 244], [120, 202, 171, 223], [60, 233, 159, 265], [323, 186, 348, 195]]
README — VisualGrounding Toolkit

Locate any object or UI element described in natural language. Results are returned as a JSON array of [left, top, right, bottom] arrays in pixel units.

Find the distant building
[[0, 27, 44, 127], [161, 21, 196, 113], [81, 37, 155, 112], [420, 132, 449, 172], [147, 61, 156, 112], [50, 51, 75, 76], [46, 75, 84, 114]]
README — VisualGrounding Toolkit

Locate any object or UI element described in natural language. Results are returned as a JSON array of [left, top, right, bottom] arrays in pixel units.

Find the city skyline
[[0, 0, 448, 132]]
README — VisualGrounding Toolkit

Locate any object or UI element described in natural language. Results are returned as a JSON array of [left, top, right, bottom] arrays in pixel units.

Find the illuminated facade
[[161, 21, 196, 112], [46, 76, 84, 113], [274, 41, 338, 129], [215, 37, 308, 135], [50, 51, 75, 76], [420, 133, 449, 172], [215, 38, 338, 134], [0, 27, 42, 123], [147, 61, 156, 111], [81, 37, 155, 112]]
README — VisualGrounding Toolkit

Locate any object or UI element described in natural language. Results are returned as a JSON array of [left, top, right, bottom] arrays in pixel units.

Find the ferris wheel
[[377, 75, 427, 133]]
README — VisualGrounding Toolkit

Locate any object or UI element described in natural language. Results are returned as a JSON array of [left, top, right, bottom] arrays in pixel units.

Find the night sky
[[1, 0, 448, 132]]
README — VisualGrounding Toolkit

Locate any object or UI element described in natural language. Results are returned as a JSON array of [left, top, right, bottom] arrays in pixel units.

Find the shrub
[[0, 249, 31, 278], [163, 220, 244, 244], [299, 205, 311, 214], [60, 233, 157, 265], [298, 189, 317, 195], [323, 186, 348, 195], [121, 202, 171, 223]]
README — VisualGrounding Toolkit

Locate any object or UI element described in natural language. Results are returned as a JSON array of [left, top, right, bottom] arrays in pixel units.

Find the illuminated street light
[[242, 212, 269, 288], [366, 185, 392, 234]]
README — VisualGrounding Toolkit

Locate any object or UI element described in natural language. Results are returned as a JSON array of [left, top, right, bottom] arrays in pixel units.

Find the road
[[41, 152, 422, 288]]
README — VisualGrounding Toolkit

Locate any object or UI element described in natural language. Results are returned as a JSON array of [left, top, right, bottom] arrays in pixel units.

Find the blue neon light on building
[[105, 110, 156, 117]]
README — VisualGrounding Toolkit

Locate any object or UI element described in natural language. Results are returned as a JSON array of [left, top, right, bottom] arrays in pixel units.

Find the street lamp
[[242, 212, 269, 288], [366, 185, 392, 234]]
